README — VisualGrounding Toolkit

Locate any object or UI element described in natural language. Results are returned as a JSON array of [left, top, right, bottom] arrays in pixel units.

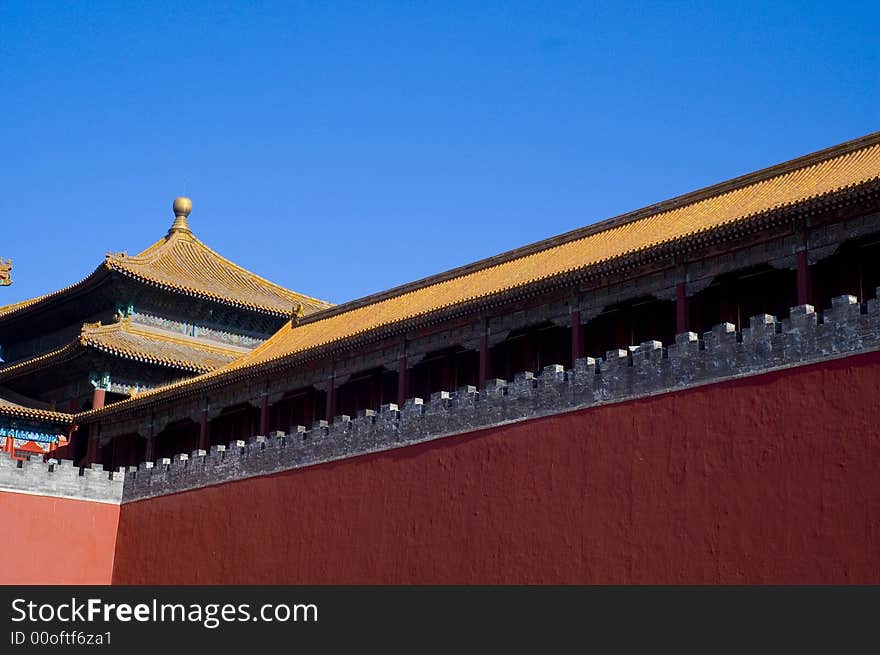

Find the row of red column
[[675, 253, 812, 338], [195, 396, 268, 452], [377, 257, 812, 409], [82, 253, 816, 462]]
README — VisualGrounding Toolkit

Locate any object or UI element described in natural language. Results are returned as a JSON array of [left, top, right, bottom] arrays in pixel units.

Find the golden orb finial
[[169, 196, 193, 235]]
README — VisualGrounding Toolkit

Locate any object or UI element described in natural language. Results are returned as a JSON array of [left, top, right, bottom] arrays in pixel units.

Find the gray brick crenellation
[[0, 455, 124, 504], [118, 291, 880, 502], [3, 291, 879, 505]]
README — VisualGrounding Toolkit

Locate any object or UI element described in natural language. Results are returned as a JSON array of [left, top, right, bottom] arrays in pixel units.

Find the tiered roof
[[0, 202, 332, 322], [80, 320, 248, 373], [0, 392, 72, 424], [0, 319, 247, 383], [54, 131, 880, 416], [103, 229, 331, 316]]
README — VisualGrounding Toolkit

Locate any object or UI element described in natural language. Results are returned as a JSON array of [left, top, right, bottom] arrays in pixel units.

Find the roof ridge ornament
[[0, 259, 11, 286], [292, 302, 305, 326], [168, 196, 193, 236]]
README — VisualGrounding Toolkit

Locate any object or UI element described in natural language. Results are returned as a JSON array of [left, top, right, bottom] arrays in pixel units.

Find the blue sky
[[1, 1, 878, 306]]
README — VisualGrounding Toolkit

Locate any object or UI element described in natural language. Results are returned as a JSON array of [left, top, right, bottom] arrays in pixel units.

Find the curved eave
[[0, 255, 331, 326], [84, 339, 213, 375], [0, 343, 84, 383], [77, 177, 880, 422], [0, 267, 111, 326], [294, 131, 880, 327], [0, 333, 217, 384], [0, 404, 73, 424], [105, 259, 300, 318]]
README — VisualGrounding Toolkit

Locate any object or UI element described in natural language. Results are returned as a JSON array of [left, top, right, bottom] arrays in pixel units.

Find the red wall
[[113, 352, 880, 584], [0, 492, 119, 584]]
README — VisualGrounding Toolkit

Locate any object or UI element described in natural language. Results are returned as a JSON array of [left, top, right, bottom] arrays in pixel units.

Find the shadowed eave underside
[[0, 319, 248, 382], [0, 393, 73, 424]]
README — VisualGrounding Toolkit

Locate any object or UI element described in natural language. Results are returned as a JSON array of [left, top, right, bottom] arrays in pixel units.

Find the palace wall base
[[110, 351, 880, 584], [0, 491, 119, 584]]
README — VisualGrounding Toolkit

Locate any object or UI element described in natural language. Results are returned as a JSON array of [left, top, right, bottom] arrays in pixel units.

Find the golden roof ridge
[[82, 318, 251, 358], [0, 342, 84, 382], [297, 131, 880, 327], [75, 132, 880, 419], [0, 269, 108, 322], [78, 319, 240, 373], [0, 393, 73, 424], [1, 210, 333, 323], [104, 228, 333, 316], [0, 319, 244, 383]]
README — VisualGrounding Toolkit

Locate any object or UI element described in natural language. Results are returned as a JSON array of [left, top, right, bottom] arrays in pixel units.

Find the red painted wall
[[113, 352, 880, 584], [0, 492, 119, 584]]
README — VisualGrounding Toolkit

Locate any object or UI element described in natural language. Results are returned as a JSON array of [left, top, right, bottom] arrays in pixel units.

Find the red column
[[479, 334, 490, 385], [369, 373, 380, 409], [145, 436, 155, 462], [614, 314, 629, 350], [259, 394, 269, 435], [719, 280, 731, 326], [397, 356, 407, 406], [198, 409, 209, 449], [85, 424, 100, 466], [441, 354, 454, 391], [571, 310, 583, 362], [676, 282, 689, 334], [304, 389, 314, 427], [325, 382, 336, 422], [523, 333, 537, 372], [796, 250, 812, 306], [84, 390, 104, 465], [91, 388, 106, 411]]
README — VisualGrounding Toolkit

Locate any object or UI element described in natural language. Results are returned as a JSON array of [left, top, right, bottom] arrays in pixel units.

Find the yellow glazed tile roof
[[0, 393, 72, 424], [105, 230, 332, 316], [80, 320, 247, 373], [0, 224, 332, 321], [223, 136, 880, 373], [0, 320, 248, 381], [0, 297, 41, 315], [60, 131, 880, 417]]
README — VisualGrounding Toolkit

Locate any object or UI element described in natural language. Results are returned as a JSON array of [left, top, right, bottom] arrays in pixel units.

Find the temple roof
[[0, 391, 72, 424], [77, 131, 880, 415], [0, 199, 333, 322], [103, 229, 331, 316], [79, 320, 247, 373], [0, 319, 247, 382]]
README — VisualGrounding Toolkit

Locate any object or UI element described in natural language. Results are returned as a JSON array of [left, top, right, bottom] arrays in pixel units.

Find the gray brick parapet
[[70, 291, 880, 501], [0, 455, 124, 504]]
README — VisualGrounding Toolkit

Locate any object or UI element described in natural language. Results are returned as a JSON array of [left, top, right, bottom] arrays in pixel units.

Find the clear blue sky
[[1, 1, 877, 306]]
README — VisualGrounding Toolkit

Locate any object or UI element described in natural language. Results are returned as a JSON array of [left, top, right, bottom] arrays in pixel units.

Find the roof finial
[[169, 196, 193, 235]]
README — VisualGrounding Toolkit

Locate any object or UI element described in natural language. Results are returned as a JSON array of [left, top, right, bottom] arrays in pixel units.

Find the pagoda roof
[[0, 390, 72, 424], [80, 131, 880, 416], [103, 228, 331, 316], [0, 319, 247, 383], [79, 320, 248, 373], [0, 204, 332, 322]]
